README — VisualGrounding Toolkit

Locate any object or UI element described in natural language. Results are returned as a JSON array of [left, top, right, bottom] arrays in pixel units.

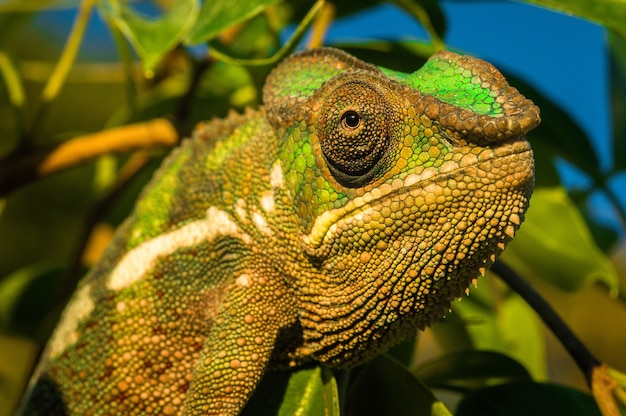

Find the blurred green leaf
[[414, 350, 532, 391], [522, 0, 626, 38], [221, 12, 279, 59], [0, 263, 63, 338], [501, 187, 619, 293], [100, 0, 200, 75], [449, 279, 547, 380], [496, 292, 546, 379], [456, 381, 602, 416], [107, 61, 256, 133], [429, 313, 474, 353], [185, 0, 282, 45], [346, 355, 452, 416], [446, 286, 502, 352]]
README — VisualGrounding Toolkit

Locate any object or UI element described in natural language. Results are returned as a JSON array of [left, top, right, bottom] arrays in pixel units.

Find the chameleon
[[18, 47, 539, 415]]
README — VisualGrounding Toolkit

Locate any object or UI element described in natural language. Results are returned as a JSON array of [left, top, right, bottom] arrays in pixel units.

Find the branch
[[0, 118, 178, 196], [492, 261, 622, 416]]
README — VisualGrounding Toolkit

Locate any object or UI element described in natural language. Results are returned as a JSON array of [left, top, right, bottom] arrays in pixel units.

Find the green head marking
[[380, 52, 506, 117]]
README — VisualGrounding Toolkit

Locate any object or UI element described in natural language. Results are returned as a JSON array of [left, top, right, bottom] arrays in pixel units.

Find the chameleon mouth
[[303, 139, 533, 252]]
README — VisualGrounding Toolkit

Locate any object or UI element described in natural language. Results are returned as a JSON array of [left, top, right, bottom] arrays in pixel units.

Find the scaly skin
[[19, 48, 540, 415]]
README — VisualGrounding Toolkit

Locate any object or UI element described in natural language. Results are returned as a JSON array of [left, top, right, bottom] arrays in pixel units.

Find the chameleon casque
[[19, 47, 540, 415]]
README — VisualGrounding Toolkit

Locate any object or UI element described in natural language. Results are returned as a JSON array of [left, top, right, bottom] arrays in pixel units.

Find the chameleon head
[[264, 48, 540, 368]]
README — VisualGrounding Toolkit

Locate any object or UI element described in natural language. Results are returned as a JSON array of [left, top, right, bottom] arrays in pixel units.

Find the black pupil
[[343, 111, 360, 128]]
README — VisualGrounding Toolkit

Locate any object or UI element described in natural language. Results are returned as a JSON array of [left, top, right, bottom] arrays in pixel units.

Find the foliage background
[[1, 0, 626, 414]]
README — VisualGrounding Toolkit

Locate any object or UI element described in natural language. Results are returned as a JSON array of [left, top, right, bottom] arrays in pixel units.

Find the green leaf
[[501, 187, 619, 293], [456, 381, 602, 416], [414, 350, 532, 392], [185, 0, 282, 45], [429, 314, 474, 354], [447, 280, 547, 380], [100, 0, 200, 75], [522, 0, 626, 38], [243, 366, 339, 416], [495, 292, 547, 379], [276, 366, 334, 416], [321, 367, 341, 416], [346, 355, 453, 416]]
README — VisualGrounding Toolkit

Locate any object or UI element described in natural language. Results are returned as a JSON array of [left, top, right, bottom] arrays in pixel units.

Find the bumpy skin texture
[[19, 48, 539, 415]]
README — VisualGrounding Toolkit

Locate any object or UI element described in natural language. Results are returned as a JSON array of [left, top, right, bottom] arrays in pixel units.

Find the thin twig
[[23, 0, 98, 149], [207, 0, 326, 66], [492, 261, 624, 416], [0, 51, 26, 138], [491, 261, 600, 384], [391, 0, 445, 51]]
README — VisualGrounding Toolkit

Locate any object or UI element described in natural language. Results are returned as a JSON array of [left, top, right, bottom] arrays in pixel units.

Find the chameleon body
[[19, 48, 539, 415]]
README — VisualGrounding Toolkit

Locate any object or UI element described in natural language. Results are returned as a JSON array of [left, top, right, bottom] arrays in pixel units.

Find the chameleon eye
[[341, 110, 361, 129], [318, 82, 392, 187]]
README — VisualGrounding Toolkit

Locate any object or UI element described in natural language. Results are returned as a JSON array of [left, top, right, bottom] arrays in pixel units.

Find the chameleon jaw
[[302, 141, 533, 256]]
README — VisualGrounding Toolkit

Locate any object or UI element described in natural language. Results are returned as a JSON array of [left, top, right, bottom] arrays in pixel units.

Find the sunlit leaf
[[522, 0, 626, 38], [501, 187, 619, 293], [185, 0, 282, 44], [429, 314, 474, 354], [276, 366, 330, 416], [100, 0, 200, 75], [495, 292, 547, 379], [445, 285, 503, 352], [414, 350, 532, 391], [346, 355, 453, 416], [449, 279, 548, 380], [456, 381, 602, 416]]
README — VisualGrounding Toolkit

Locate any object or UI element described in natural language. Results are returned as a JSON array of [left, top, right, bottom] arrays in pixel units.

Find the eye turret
[[317, 82, 395, 187]]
